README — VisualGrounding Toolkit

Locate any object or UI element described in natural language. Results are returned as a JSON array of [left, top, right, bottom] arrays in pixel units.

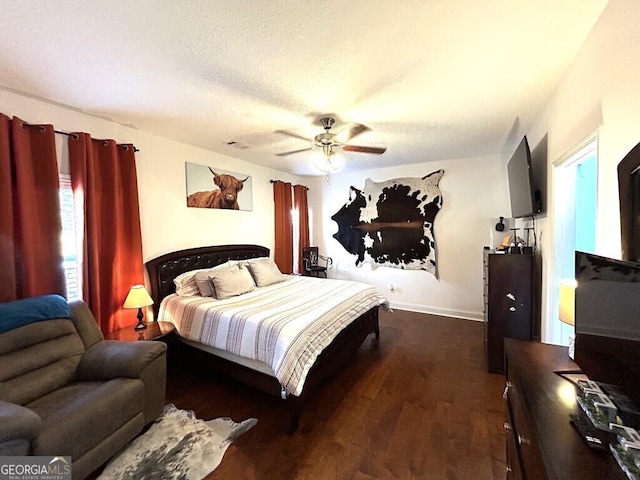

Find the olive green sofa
[[0, 295, 167, 480]]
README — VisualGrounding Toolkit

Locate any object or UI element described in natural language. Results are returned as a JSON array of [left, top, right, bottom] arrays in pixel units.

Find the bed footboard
[[285, 305, 380, 432], [173, 305, 380, 433]]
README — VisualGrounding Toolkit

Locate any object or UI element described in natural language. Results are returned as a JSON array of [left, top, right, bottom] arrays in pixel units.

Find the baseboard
[[387, 301, 484, 322]]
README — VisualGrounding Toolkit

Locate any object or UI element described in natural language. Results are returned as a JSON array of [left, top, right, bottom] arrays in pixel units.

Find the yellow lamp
[[559, 279, 576, 358], [123, 285, 154, 331]]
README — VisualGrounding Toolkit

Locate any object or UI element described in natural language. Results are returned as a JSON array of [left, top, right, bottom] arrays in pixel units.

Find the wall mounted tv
[[507, 135, 541, 218]]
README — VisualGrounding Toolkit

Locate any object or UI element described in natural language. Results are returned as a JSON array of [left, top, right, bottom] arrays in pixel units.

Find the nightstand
[[106, 321, 175, 342]]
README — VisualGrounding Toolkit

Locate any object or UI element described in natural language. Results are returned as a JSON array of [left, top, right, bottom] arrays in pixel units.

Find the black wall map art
[[331, 170, 444, 275]]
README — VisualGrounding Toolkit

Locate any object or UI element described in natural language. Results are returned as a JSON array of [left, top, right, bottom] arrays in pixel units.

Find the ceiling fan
[[275, 117, 386, 172]]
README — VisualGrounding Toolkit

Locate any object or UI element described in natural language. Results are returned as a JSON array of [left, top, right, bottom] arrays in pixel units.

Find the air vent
[[224, 140, 249, 149]]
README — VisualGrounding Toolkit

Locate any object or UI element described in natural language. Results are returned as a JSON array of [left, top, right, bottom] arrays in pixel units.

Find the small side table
[[106, 321, 175, 342]]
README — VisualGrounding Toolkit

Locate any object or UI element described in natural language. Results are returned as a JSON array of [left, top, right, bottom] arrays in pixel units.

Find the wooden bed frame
[[145, 244, 380, 433]]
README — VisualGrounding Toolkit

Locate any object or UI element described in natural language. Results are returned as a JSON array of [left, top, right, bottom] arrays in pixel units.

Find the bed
[[145, 244, 387, 432]]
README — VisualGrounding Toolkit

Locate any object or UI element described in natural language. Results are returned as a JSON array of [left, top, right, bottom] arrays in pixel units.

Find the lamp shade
[[123, 285, 153, 309], [558, 279, 576, 326]]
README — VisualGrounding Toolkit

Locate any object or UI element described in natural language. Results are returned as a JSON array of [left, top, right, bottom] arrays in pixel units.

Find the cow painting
[[185, 165, 251, 210], [331, 170, 444, 275]]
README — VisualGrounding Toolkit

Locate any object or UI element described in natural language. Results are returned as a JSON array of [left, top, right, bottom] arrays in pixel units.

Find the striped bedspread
[[158, 275, 387, 396]]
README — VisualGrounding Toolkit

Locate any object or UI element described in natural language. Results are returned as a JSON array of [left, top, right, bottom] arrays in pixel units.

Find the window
[[291, 207, 300, 274], [56, 134, 83, 301], [59, 174, 82, 300]]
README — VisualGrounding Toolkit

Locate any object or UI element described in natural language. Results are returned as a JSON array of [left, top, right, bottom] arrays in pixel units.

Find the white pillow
[[228, 256, 270, 268], [246, 256, 270, 263], [174, 262, 231, 296], [209, 265, 256, 300], [174, 274, 202, 296], [247, 258, 286, 287], [194, 263, 237, 297]]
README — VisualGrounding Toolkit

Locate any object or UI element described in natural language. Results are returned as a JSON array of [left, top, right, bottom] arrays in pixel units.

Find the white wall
[[0, 90, 303, 263], [525, 0, 640, 343], [308, 154, 510, 320]]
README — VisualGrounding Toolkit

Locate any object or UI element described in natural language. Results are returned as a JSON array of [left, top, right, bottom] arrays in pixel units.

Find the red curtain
[[273, 180, 293, 273], [0, 114, 66, 302], [69, 133, 144, 334], [293, 185, 310, 273]]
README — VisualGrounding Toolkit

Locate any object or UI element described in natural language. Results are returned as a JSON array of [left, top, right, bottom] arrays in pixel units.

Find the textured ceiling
[[0, 1, 608, 175]]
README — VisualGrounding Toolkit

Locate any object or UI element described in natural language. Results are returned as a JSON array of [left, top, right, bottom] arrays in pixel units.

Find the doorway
[[551, 132, 598, 345]]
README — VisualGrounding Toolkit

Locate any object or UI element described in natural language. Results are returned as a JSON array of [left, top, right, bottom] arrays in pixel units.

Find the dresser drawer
[[505, 406, 524, 480], [505, 376, 547, 480]]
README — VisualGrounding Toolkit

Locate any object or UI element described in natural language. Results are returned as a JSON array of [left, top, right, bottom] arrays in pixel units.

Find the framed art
[[185, 162, 253, 211]]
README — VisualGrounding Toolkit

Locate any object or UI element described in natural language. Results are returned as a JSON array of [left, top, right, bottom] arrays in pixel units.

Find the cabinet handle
[[517, 434, 530, 446], [504, 422, 512, 432], [503, 381, 513, 399], [505, 466, 512, 473]]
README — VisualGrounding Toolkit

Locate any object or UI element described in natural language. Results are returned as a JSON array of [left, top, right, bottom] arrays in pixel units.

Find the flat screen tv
[[507, 136, 540, 218], [574, 251, 640, 407]]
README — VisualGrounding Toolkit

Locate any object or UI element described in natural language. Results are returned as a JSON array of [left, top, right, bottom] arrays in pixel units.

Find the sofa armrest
[[0, 400, 41, 451], [77, 340, 167, 381]]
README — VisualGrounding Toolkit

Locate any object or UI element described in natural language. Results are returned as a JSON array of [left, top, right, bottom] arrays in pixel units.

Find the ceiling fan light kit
[[312, 151, 345, 173]]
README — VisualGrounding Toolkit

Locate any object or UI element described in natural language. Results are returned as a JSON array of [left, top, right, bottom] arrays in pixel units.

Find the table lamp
[[123, 285, 154, 331], [559, 279, 576, 359]]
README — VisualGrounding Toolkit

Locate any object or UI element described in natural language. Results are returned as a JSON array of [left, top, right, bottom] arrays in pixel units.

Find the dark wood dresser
[[484, 251, 541, 373], [504, 339, 626, 479]]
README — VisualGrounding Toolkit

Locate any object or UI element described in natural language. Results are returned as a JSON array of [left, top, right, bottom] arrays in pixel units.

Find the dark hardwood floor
[[165, 309, 507, 480]]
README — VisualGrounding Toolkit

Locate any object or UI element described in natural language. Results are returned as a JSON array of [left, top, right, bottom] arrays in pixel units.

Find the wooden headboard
[[145, 244, 270, 316]]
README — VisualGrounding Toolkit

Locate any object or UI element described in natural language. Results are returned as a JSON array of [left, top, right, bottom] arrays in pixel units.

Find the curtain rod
[[270, 179, 309, 190], [54, 128, 140, 153], [20, 121, 139, 152]]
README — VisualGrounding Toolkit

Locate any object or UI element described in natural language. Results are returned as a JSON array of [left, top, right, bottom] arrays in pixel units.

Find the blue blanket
[[0, 294, 71, 334]]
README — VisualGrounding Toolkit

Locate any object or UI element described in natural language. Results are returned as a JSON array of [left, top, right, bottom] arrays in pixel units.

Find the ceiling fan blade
[[343, 145, 387, 155], [274, 129, 310, 142], [335, 123, 370, 142], [275, 147, 312, 157]]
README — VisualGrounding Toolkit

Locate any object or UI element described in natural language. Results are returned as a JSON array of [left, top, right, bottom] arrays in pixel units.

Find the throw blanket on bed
[[158, 276, 387, 396]]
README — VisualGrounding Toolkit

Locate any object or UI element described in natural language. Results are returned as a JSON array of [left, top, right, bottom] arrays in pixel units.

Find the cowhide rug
[[331, 170, 444, 275], [99, 404, 257, 480]]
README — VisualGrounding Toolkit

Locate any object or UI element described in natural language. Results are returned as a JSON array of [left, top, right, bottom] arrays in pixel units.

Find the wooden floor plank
[[162, 309, 507, 479]]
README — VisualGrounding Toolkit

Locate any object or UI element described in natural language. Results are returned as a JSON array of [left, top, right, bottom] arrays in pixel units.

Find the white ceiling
[[0, 1, 608, 176]]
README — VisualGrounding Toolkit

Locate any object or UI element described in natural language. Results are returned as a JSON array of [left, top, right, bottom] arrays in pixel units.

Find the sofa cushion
[[68, 300, 104, 350], [27, 379, 145, 459], [0, 320, 85, 405]]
